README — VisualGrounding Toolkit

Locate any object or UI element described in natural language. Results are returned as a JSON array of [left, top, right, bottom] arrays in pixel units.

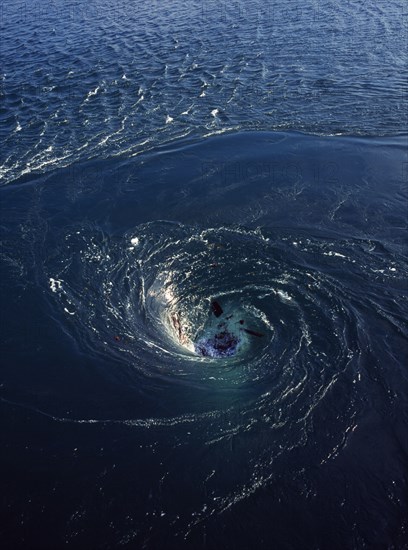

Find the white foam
[[323, 251, 347, 258], [49, 278, 62, 293], [203, 126, 237, 138], [276, 290, 292, 302], [181, 105, 193, 115], [85, 85, 100, 101]]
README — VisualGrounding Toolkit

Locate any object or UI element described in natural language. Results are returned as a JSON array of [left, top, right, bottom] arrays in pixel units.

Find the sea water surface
[[1, 1, 407, 548]]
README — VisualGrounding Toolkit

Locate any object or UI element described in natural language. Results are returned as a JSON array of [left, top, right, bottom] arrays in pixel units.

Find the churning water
[[1, 1, 407, 548]]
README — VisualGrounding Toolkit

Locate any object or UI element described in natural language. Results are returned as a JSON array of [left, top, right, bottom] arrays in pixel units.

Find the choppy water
[[1, 1, 407, 549], [1, 0, 407, 185]]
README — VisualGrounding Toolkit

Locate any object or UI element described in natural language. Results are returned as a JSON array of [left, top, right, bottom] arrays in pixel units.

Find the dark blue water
[[1, 1, 407, 548]]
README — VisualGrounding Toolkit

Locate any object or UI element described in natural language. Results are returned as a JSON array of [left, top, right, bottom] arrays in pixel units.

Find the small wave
[[84, 85, 101, 101]]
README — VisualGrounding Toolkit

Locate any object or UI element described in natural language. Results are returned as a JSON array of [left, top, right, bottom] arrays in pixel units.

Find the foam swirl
[[39, 219, 408, 527]]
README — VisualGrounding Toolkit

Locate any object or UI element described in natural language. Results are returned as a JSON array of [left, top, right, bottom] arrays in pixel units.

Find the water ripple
[[1, 0, 407, 185]]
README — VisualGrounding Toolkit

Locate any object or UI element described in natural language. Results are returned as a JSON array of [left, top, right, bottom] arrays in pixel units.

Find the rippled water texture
[[1, 1, 408, 549], [1, 0, 407, 184]]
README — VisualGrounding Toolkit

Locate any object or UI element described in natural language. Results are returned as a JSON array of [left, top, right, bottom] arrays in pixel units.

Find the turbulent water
[[1, 1, 407, 549]]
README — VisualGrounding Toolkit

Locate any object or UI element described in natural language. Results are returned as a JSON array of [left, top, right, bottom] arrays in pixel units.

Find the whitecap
[[85, 85, 100, 101], [49, 278, 63, 293], [323, 251, 347, 258]]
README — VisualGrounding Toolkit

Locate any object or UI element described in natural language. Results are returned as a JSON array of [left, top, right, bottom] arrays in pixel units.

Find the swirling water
[[1, 1, 407, 549]]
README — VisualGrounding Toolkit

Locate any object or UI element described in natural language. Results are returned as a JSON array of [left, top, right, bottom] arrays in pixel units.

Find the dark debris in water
[[195, 331, 239, 358], [211, 300, 223, 318], [194, 300, 264, 357], [243, 328, 264, 337]]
